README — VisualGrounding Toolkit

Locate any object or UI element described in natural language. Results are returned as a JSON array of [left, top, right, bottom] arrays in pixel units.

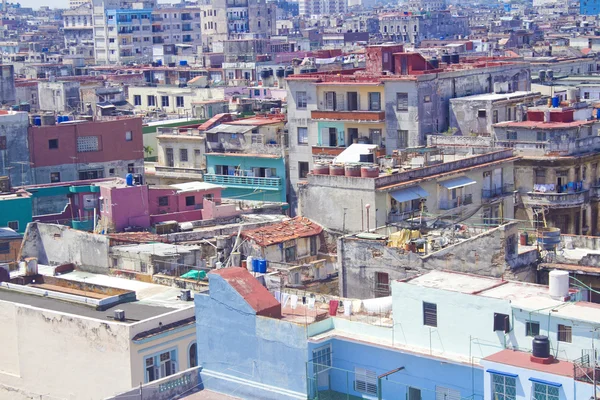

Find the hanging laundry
[[343, 300, 352, 316], [281, 293, 290, 308], [308, 297, 316, 309], [329, 300, 339, 316], [290, 295, 298, 309], [274, 291, 281, 303]]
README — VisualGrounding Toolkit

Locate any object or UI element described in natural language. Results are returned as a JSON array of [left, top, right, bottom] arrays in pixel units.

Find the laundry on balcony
[[533, 184, 555, 193]]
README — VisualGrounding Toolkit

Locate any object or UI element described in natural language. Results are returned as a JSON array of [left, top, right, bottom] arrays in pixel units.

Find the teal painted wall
[[0, 196, 33, 233], [206, 154, 287, 203], [317, 121, 345, 146]]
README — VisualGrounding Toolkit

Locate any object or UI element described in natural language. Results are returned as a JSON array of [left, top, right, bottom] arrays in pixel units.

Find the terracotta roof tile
[[241, 217, 323, 247]]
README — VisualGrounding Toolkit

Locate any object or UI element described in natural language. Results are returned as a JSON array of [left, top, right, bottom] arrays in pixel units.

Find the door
[[408, 387, 421, 400], [194, 149, 202, 169], [348, 128, 359, 144], [329, 128, 338, 147], [493, 168, 503, 193], [347, 92, 358, 111], [483, 171, 492, 197], [166, 148, 174, 167]]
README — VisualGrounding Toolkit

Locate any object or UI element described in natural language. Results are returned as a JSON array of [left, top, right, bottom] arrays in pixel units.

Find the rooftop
[[171, 181, 224, 193], [493, 119, 595, 129], [0, 227, 22, 240], [241, 217, 323, 247], [484, 349, 574, 377], [451, 91, 539, 102], [111, 242, 201, 256]]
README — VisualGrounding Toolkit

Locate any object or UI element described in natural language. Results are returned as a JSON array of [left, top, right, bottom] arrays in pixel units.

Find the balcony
[[312, 145, 386, 160], [482, 184, 514, 202], [439, 194, 473, 210], [591, 185, 600, 199], [311, 110, 385, 122], [520, 190, 589, 209], [204, 174, 282, 190]]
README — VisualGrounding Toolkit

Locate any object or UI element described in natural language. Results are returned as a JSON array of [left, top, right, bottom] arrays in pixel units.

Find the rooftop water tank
[[276, 67, 285, 78], [284, 67, 294, 77], [252, 257, 260, 273], [537, 227, 560, 250], [430, 57, 439, 69], [313, 163, 330, 175], [547, 69, 554, 80], [258, 259, 267, 273], [260, 69, 270, 79], [441, 54, 451, 64], [125, 173, 134, 186], [539, 70, 547, 82], [532, 335, 550, 358], [450, 54, 460, 64], [179, 60, 188, 66], [247, 256, 254, 271], [549, 270, 569, 298]]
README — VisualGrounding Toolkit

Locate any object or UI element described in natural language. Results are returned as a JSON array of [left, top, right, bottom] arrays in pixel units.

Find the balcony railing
[[204, 174, 282, 190], [482, 183, 514, 201], [439, 194, 473, 210], [521, 190, 589, 209], [311, 110, 385, 122]]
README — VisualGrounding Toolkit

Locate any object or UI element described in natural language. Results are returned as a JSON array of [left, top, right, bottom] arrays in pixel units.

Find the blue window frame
[[144, 348, 178, 383], [531, 379, 560, 400]]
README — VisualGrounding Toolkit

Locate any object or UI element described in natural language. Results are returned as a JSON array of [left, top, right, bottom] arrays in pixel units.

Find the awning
[[486, 369, 518, 378], [440, 176, 477, 190], [529, 378, 562, 387], [390, 186, 428, 203]]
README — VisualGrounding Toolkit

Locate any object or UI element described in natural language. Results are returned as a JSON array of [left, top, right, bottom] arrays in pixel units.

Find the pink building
[[28, 117, 144, 185], [98, 180, 239, 232]]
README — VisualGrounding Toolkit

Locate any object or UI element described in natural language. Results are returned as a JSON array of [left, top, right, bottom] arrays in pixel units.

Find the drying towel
[[274, 291, 281, 303], [281, 293, 290, 308], [290, 295, 298, 309], [343, 300, 352, 316], [308, 297, 316, 309], [329, 300, 339, 316]]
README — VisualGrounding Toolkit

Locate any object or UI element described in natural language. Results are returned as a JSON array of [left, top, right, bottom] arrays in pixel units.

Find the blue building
[[204, 153, 287, 203], [581, 0, 600, 15]]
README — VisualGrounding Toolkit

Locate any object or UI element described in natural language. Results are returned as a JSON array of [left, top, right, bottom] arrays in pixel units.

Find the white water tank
[[549, 270, 569, 298]]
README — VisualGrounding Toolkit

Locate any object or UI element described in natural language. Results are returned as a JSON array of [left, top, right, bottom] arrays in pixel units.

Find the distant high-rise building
[[298, 0, 348, 17], [406, 0, 446, 11]]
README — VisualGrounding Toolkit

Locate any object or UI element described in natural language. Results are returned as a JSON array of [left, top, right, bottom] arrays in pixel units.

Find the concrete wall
[[0, 111, 31, 186], [0, 65, 16, 105], [339, 223, 536, 299], [0, 300, 132, 400], [195, 273, 308, 400], [108, 367, 201, 400], [20, 222, 110, 272], [38, 81, 81, 113]]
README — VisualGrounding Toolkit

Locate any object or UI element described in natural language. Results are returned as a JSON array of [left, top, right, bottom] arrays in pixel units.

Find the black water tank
[[451, 54, 460, 64], [532, 335, 550, 358], [430, 57, 439, 68], [260, 69, 269, 79], [276, 67, 285, 78], [441, 54, 451, 64], [284, 67, 294, 77]]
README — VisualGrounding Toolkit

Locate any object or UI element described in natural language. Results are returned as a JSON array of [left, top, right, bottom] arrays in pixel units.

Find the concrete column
[[568, 167, 576, 184], [585, 204, 593, 235], [568, 210, 576, 234], [546, 168, 557, 188]]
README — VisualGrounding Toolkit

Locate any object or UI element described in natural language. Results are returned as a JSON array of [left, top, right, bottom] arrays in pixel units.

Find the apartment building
[[379, 11, 469, 46], [298, 0, 348, 17], [62, 4, 94, 62], [195, 266, 597, 400], [286, 44, 530, 213], [128, 85, 228, 115], [151, 7, 202, 47], [493, 105, 600, 235]]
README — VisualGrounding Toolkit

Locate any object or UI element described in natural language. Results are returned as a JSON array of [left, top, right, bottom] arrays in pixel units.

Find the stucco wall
[[0, 300, 132, 400], [195, 273, 308, 400], [20, 222, 110, 272]]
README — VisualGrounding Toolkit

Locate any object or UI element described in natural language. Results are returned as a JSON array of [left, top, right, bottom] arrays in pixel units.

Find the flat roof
[[171, 181, 223, 193], [0, 288, 175, 324], [451, 91, 538, 101], [484, 349, 574, 377], [112, 242, 201, 256], [405, 270, 501, 294]]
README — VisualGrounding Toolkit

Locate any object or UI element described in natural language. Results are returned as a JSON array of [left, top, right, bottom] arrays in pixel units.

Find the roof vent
[[114, 309, 125, 321]]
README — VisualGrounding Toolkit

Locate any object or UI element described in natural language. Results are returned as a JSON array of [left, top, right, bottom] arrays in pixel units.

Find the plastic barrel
[[552, 96, 560, 108], [252, 257, 259, 273], [258, 259, 267, 273]]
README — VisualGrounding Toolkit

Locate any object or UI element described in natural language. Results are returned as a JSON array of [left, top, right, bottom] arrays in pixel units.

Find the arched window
[[189, 342, 198, 368]]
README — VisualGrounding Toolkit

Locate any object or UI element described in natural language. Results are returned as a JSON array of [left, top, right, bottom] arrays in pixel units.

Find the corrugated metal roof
[[205, 124, 255, 134]]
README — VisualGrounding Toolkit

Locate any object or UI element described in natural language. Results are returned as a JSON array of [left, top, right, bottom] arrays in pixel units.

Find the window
[[125, 131, 132, 141], [144, 349, 177, 383], [140, 262, 147, 273], [77, 136, 99, 152], [7, 221, 18, 231], [312, 345, 331, 373], [134, 95, 141, 106], [296, 91, 307, 108], [310, 236, 318, 256], [491, 374, 516, 400], [493, 110, 499, 124], [147, 95, 156, 106], [128, 163, 135, 173], [185, 196, 195, 206], [493, 313, 510, 333], [408, 387, 421, 400], [79, 169, 104, 180], [298, 162, 309, 179], [397, 92, 408, 111], [506, 131, 517, 140], [478, 109, 487, 118], [50, 172, 61, 183], [298, 127, 308, 145], [0, 242, 9, 254], [532, 382, 559, 400], [368, 92, 381, 111], [158, 196, 169, 206], [180, 149, 188, 162], [558, 324, 572, 342], [435, 386, 461, 400], [189, 342, 198, 368], [48, 139, 59, 149], [585, 92, 590, 100], [375, 272, 390, 297], [325, 91, 336, 110], [398, 130, 409, 148], [285, 246, 297, 262], [354, 367, 377, 395], [423, 302, 437, 327], [161, 95, 169, 107], [176, 96, 184, 107], [537, 131, 547, 141], [526, 321, 540, 337]]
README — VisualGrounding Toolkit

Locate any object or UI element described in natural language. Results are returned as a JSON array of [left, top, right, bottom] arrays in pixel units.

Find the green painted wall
[[0, 196, 33, 233], [317, 121, 346, 146]]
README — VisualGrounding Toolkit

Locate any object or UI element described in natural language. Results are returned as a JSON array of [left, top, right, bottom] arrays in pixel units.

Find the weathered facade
[[0, 64, 16, 105]]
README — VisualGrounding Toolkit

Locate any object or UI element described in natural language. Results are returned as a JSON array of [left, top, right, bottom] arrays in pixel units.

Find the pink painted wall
[[100, 185, 151, 231], [175, 188, 222, 212], [28, 118, 143, 167], [150, 210, 202, 225], [202, 199, 238, 220]]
